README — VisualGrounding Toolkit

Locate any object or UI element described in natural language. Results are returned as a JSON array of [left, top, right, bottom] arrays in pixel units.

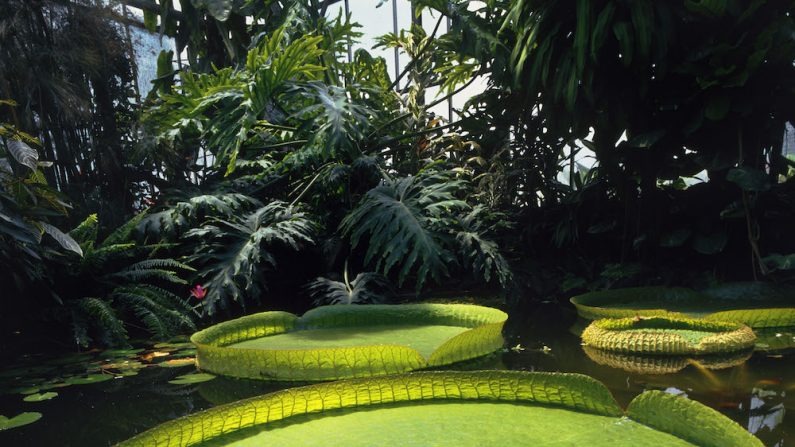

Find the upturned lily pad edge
[[570, 285, 795, 328], [581, 316, 757, 355], [115, 370, 762, 447], [191, 303, 508, 381]]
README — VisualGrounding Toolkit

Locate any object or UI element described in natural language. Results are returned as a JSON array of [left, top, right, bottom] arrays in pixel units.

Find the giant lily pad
[[570, 283, 795, 328], [581, 316, 756, 355], [191, 304, 507, 381], [116, 370, 762, 447]]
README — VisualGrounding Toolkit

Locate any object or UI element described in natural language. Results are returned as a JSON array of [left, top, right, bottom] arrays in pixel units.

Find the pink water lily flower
[[190, 284, 207, 300]]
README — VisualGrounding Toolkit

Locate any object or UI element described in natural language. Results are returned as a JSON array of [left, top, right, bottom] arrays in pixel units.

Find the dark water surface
[[0, 305, 792, 446]]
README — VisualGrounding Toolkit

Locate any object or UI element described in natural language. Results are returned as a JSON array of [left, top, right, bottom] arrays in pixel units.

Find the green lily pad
[[64, 374, 113, 385], [570, 283, 795, 328], [168, 373, 216, 385], [102, 348, 145, 358], [581, 316, 756, 355], [0, 412, 42, 431], [118, 371, 762, 447], [157, 358, 196, 368], [153, 342, 194, 350], [192, 304, 507, 381], [18, 387, 40, 395], [22, 392, 58, 402]]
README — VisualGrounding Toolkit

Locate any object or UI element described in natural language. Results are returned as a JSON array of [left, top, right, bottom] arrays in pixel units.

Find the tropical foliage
[[2, 0, 794, 348]]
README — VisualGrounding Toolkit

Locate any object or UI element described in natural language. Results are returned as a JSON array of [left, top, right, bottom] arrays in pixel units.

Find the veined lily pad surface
[[191, 304, 507, 381], [570, 283, 795, 328], [117, 371, 762, 447], [581, 316, 756, 355]]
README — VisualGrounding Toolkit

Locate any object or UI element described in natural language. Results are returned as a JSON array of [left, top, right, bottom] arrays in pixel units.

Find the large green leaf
[[628, 390, 761, 447], [581, 316, 756, 355], [571, 284, 795, 328], [340, 172, 466, 290], [0, 412, 42, 431], [117, 371, 761, 447], [191, 304, 507, 381]]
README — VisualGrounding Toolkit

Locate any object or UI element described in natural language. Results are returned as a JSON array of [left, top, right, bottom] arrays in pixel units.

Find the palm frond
[[75, 297, 128, 347]]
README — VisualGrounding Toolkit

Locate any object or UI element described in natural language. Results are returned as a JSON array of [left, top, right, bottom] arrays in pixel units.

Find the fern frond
[[76, 297, 128, 346], [101, 211, 148, 247], [113, 286, 196, 339]]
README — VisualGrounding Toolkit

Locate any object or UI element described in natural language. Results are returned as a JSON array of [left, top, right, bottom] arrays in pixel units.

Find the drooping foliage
[[0, 1, 143, 228], [417, 0, 795, 285], [60, 214, 196, 347]]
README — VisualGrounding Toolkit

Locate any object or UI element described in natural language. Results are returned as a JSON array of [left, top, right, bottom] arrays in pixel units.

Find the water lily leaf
[[192, 304, 507, 381], [168, 373, 216, 385], [153, 342, 194, 350], [571, 284, 795, 328], [22, 392, 58, 402], [158, 358, 196, 368], [102, 348, 145, 358], [117, 371, 762, 447], [0, 412, 42, 431], [18, 387, 40, 395], [64, 374, 113, 385]]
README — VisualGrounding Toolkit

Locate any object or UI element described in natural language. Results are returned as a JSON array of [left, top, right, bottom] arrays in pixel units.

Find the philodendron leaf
[[5, 139, 38, 170], [726, 167, 771, 192], [0, 412, 42, 431], [191, 0, 232, 21], [40, 222, 83, 256]]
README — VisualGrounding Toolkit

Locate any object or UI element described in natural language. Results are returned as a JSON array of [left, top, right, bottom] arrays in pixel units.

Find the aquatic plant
[[117, 370, 763, 447], [191, 303, 507, 381]]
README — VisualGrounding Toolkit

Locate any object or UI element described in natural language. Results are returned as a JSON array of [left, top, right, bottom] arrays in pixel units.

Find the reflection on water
[[0, 305, 791, 446], [504, 306, 795, 447]]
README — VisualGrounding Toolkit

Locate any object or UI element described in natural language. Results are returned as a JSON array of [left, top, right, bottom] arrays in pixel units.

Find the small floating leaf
[[23, 392, 58, 402], [18, 387, 40, 395], [168, 373, 215, 385], [0, 412, 42, 430], [158, 358, 196, 368], [64, 374, 113, 385], [153, 342, 194, 350]]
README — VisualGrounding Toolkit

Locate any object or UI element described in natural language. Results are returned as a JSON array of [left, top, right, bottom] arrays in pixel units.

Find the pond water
[[0, 304, 792, 446]]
